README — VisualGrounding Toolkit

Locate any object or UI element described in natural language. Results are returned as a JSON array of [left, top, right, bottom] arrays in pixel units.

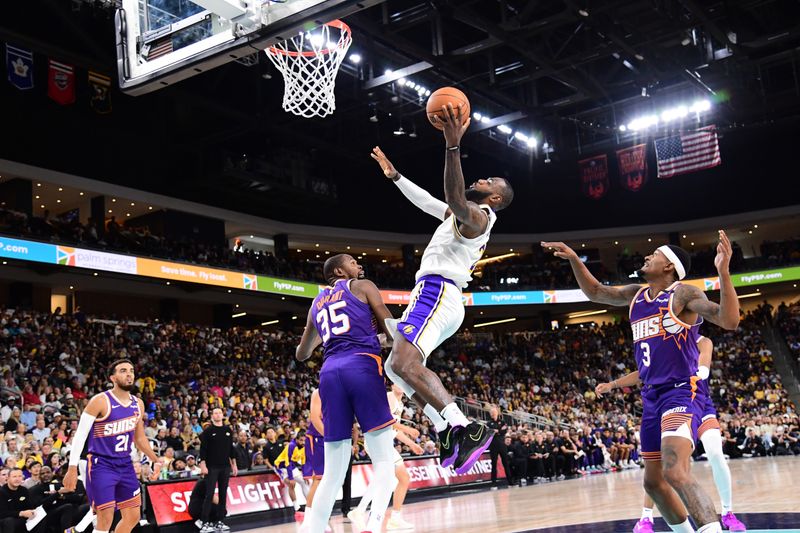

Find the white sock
[[393, 510, 402, 519], [307, 440, 352, 533], [440, 402, 469, 428], [363, 427, 397, 531], [701, 429, 732, 514], [424, 404, 449, 433], [668, 518, 695, 533], [696, 523, 722, 533], [293, 499, 301, 511], [641, 507, 654, 521]]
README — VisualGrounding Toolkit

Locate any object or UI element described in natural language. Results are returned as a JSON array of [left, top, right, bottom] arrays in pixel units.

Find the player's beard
[[116, 382, 134, 392], [465, 188, 491, 203]]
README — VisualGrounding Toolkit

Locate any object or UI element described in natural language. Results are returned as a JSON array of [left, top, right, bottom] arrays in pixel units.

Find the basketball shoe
[[438, 426, 458, 468], [347, 509, 367, 531], [386, 513, 415, 530], [721, 512, 746, 532], [632, 517, 654, 533], [452, 421, 494, 475]]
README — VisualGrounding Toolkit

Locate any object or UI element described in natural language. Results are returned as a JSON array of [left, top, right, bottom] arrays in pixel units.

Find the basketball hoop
[[265, 20, 352, 118]]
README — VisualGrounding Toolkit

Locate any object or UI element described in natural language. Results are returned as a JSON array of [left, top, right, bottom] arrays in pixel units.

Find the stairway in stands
[[764, 324, 800, 410]]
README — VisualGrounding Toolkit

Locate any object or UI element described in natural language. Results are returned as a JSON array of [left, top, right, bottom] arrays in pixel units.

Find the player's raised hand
[[714, 230, 733, 276], [434, 103, 470, 147], [62, 466, 78, 492], [370, 146, 398, 179], [595, 382, 613, 397], [541, 241, 578, 261]]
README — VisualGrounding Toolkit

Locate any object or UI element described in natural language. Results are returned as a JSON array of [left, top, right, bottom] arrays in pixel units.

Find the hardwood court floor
[[255, 456, 800, 533]]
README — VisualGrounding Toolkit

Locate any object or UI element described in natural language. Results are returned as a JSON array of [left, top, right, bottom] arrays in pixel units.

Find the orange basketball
[[426, 87, 471, 130]]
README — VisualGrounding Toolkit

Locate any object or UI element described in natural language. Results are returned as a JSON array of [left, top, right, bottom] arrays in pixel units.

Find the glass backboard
[[116, 0, 377, 95]]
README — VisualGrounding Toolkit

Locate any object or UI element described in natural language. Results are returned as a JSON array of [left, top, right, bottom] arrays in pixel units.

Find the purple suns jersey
[[88, 391, 141, 460], [629, 282, 701, 386], [311, 279, 381, 360]]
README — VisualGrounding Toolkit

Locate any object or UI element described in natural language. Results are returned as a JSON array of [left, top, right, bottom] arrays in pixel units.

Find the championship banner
[[146, 453, 504, 525], [617, 144, 648, 192], [6, 44, 34, 90], [88, 71, 112, 114], [578, 154, 609, 200], [47, 59, 76, 105]]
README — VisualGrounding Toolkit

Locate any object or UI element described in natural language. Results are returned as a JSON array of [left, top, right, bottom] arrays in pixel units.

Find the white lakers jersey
[[416, 205, 496, 288]]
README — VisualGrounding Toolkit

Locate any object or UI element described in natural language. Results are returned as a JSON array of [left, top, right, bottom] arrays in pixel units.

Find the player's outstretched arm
[[596, 370, 641, 396], [436, 104, 488, 235], [371, 146, 450, 221], [296, 308, 322, 361], [395, 429, 424, 454], [697, 336, 713, 379], [541, 241, 641, 306], [677, 231, 739, 330], [63, 393, 106, 491]]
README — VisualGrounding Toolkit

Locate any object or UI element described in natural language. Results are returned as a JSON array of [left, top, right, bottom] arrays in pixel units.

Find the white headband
[[657, 245, 686, 280]]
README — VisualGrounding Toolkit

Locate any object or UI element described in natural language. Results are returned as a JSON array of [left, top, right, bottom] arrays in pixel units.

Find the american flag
[[144, 38, 173, 61], [654, 125, 721, 178]]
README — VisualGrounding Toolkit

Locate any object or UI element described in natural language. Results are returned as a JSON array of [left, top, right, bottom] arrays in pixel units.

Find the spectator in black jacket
[[29, 466, 88, 533], [510, 432, 531, 485], [742, 429, 766, 457], [233, 430, 252, 470], [722, 430, 742, 459], [0, 468, 46, 533], [529, 432, 547, 482], [487, 406, 510, 488]]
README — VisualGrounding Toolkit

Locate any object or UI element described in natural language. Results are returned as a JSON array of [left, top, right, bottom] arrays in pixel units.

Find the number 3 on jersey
[[317, 301, 351, 342], [641, 342, 651, 367]]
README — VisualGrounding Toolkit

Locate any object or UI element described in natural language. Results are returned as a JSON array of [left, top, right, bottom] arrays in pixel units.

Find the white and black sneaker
[[214, 522, 231, 531], [199, 523, 216, 533]]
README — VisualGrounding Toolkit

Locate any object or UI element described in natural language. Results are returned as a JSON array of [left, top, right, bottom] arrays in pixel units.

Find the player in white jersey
[[349, 385, 423, 531], [371, 103, 514, 475]]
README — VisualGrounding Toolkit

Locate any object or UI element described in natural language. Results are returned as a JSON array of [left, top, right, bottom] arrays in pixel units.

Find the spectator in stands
[[233, 430, 252, 470], [510, 432, 531, 485], [721, 429, 742, 459], [742, 428, 767, 457], [0, 468, 47, 533], [185, 455, 201, 476], [164, 427, 184, 451], [22, 461, 42, 488], [558, 429, 579, 477], [31, 417, 50, 444], [170, 458, 190, 478]]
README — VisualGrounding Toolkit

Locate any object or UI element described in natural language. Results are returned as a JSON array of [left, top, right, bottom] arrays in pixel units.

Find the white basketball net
[[265, 20, 352, 118]]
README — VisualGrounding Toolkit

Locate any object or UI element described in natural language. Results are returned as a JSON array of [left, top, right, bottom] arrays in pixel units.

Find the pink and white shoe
[[721, 512, 747, 532], [632, 518, 654, 533], [293, 510, 305, 522]]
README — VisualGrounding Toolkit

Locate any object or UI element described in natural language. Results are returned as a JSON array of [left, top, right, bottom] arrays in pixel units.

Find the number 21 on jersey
[[317, 301, 351, 342]]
